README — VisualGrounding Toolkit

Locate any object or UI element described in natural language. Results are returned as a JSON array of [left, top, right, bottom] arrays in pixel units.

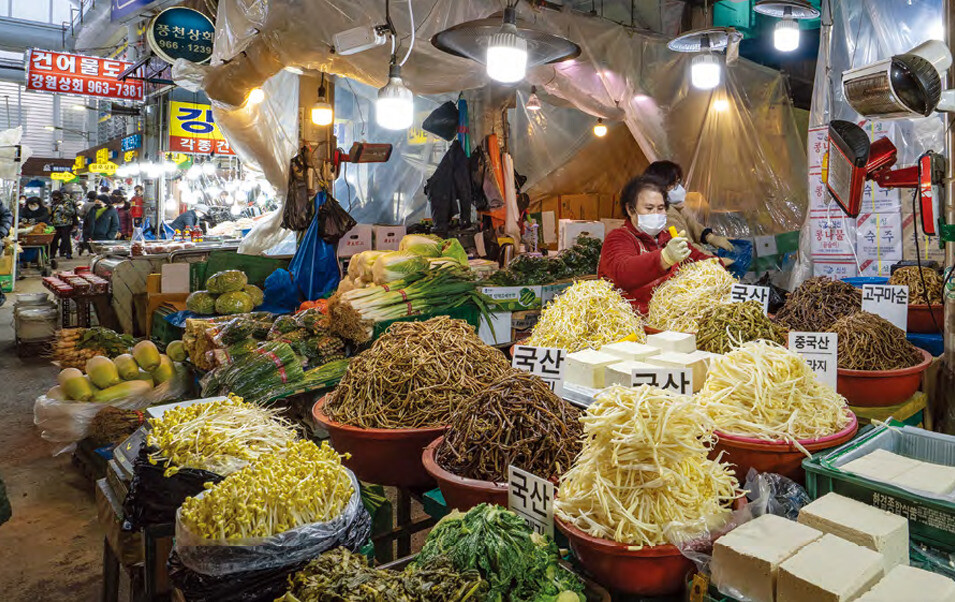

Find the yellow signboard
[[89, 161, 119, 175], [73, 155, 87, 170], [95, 148, 110, 164], [124, 150, 139, 163], [51, 172, 76, 182], [167, 100, 235, 155], [164, 152, 189, 164]]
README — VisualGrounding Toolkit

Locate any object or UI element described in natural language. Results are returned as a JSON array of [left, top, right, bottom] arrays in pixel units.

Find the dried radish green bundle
[[696, 301, 788, 354], [827, 312, 923, 371], [775, 277, 861, 332]]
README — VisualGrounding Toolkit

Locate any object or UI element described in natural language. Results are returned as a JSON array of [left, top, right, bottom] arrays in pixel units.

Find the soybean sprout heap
[[647, 258, 738, 333]]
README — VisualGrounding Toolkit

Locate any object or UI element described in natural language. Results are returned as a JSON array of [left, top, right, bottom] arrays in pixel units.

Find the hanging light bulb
[[230, 203, 243, 216], [486, 7, 528, 83], [187, 165, 202, 180], [713, 98, 730, 112], [526, 86, 542, 111], [377, 64, 414, 130], [310, 74, 334, 126], [593, 118, 608, 138], [163, 161, 178, 174], [202, 161, 217, 175], [691, 54, 721, 90], [774, 18, 800, 52], [246, 87, 265, 106]]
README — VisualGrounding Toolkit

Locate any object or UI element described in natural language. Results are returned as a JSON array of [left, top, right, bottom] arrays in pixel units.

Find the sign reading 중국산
[[147, 7, 216, 65]]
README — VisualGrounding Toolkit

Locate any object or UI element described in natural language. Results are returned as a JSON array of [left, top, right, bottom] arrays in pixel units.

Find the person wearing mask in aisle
[[130, 185, 145, 226], [112, 191, 133, 239], [598, 176, 716, 314], [84, 194, 119, 241], [169, 203, 208, 233], [49, 190, 78, 260], [20, 196, 50, 226], [643, 161, 735, 255]]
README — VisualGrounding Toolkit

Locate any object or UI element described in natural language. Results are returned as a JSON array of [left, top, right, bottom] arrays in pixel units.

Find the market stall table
[[19, 232, 55, 276]]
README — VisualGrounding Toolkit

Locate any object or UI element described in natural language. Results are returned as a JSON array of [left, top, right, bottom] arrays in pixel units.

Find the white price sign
[[508, 465, 554, 537], [788, 332, 838, 389], [631, 367, 693, 396], [862, 284, 908, 331], [729, 284, 771, 314], [512, 345, 566, 395]]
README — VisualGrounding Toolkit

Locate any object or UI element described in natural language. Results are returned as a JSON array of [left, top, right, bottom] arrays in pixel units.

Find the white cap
[[195, 203, 210, 214]]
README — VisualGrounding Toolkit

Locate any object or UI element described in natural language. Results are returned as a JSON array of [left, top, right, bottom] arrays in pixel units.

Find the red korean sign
[[25, 49, 144, 102]]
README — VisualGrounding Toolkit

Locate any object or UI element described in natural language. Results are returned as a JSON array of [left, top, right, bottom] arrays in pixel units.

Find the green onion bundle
[[201, 341, 305, 403]]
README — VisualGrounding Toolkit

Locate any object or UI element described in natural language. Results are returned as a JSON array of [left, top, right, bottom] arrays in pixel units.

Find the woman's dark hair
[[620, 175, 668, 217], [644, 160, 684, 189], [51, 190, 63, 200], [26, 196, 42, 206], [87, 191, 97, 201], [96, 194, 111, 204]]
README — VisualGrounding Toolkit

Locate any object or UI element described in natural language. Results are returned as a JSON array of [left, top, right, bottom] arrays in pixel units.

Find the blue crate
[[843, 276, 889, 288], [907, 332, 943, 357]]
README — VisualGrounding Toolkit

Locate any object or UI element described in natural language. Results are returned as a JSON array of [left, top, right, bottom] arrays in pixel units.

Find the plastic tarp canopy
[[178, 0, 808, 252], [792, 0, 945, 287]]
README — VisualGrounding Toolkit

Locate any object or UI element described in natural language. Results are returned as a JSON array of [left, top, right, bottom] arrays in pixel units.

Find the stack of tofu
[[563, 331, 721, 392], [711, 492, 955, 602], [841, 449, 955, 497]]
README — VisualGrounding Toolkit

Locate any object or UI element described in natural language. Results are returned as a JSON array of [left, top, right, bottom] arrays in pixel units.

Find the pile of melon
[[49, 341, 176, 403]]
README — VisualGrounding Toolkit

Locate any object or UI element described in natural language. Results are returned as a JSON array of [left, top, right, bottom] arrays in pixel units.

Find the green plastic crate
[[150, 307, 185, 346], [189, 251, 290, 290]]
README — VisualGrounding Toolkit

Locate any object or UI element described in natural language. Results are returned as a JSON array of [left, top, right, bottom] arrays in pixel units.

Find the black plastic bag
[[122, 446, 224, 529], [756, 273, 790, 314], [422, 100, 460, 141], [283, 150, 314, 231], [168, 551, 304, 602], [316, 194, 357, 244]]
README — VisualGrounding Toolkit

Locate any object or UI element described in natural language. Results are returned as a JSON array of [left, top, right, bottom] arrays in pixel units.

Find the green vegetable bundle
[[201, 341, 305, 404], [75, 326, 135, 356], [487, 236, 602, 286], [696, 301, 788, 354]]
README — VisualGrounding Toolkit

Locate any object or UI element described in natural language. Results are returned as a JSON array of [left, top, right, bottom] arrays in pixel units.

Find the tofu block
[[711, 514, 823, 602], [840, 449, 922, 482], [604, 360, 658, 388], [777, 534, 884, 602], [646, 351, 708, 392], [856, 565, 955, 602], [798, 493, 909, 572], [646, 331, 696, 353], [889, 461, 955, 495], [565, 349, 620, 388], [599, 341, 661, 362]]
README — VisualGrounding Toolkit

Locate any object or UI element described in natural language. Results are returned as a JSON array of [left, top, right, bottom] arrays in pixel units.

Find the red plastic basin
[[644, 325, 663, 335], [421, 437, 509, 510], [836, 348, 933, 407], [712, 412, 859, 484], [908, 304, 944, 334], [557, 517, 693, 596], [312, 395, 445, 488]]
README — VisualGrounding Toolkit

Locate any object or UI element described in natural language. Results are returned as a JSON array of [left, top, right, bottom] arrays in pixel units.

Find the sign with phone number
[[25, 50, 143, 101]]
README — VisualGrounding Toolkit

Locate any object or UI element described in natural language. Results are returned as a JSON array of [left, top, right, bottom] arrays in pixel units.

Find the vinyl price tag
[[729, 284, 771, 314], [862, 284, 908, 331], [631, 368, 693, 396], [508, 465, 554, 537], [512, 345, 566, 396], [788, 332, 838, 389]]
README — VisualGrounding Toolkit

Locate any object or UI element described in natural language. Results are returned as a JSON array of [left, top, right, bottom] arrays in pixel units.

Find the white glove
[[661, 235, 691, 268], [707, 233, 735, 252]]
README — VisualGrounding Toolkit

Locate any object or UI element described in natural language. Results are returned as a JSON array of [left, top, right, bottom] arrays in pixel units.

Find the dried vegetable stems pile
[[889, 266, 944, 304], [696, 301, 788, 354], [828, 312, 924, 371], [179, 440, 353, 540], [647, 258, 737, 333], [325, 317, 511, 429], [525, 279, 645, 352], [774, 277, 861, 332], [436, 370, 582, 483], [147, 395, 298, 476], [555, 386, 741, 547], [697, 340, 851, 450]]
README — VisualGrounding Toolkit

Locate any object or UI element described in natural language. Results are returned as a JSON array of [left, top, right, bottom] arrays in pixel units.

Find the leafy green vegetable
[[185, 290, 217, 315], [399, 234, 444, 258], [205, 269, 248, 294], [486, 236, 602, 287], [75, 327, 135, 356], [215, 291, 255, 315], [415, 504, 584, 602], [441, 238, 470, 266]]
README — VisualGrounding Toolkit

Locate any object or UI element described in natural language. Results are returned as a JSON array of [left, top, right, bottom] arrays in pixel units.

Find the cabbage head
[[398, 234, 442, 257], [206, 269, 248, 294], [440, 238, 469, 265], [215, 291, 255, 315], [242, 284, 264, 307], [372, 251, 429, 285], [186, 290, 217, 315]]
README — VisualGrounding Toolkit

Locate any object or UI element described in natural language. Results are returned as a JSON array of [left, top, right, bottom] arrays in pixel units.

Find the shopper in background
[[112, 190, 132, 239], [598, 176, 715, 314], [20, 197, 50, 226], [84, 194, 119, 241], [130, 185, 145, 226], [169, 203, 208, 233], [49, 190, 78, 260], [643, 161, 734, 254], [0, 201, 12, 240]]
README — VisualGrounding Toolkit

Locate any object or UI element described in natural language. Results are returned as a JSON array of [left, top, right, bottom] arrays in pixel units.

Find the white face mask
[[637, 213, 667, 236], [669, 184, 687, 205]]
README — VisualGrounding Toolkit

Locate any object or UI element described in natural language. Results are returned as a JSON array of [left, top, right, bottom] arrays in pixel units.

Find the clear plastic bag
[[174, 469, 371, 576], [32, 364, 193, 455]]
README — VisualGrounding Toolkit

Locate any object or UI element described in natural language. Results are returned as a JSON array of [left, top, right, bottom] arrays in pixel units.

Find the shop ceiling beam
[[0, 17, 68, 53]]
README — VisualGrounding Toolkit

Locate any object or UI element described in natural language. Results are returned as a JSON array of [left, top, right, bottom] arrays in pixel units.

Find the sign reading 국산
[[147, 7, 216, 65]]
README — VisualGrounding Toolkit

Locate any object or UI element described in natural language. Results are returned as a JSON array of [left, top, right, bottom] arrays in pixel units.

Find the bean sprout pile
[[647, 259, 737, 333]]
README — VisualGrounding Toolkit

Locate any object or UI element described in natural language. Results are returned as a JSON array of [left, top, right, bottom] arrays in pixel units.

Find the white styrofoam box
[[559, 220, 605, 250], [161, 263, 190, 293], [337, 224, 374, 258], [808, 173, 831, 212], [856, 212, 902, 262], [479, 311, 512, 346], [541, 211, 557, 244], [373, 225, 406, 251], [813, 261, 858, 280], [858, 259, 893, 278], [809, 214, 857, 258], [808, 127, 828, 171]]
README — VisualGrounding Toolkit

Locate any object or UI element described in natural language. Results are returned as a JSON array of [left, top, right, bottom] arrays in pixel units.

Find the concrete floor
[[0, 258, 104, 601]]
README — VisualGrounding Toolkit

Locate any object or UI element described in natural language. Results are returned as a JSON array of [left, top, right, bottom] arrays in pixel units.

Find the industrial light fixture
[[376, 0, 416, 130], [593, 118, 608, 137], [713, 98, 730, 112], [310, 73, 334, 126], [668, 27, 742, 91], [202, 161, 217, 175], [754, 0, 820, 53], [526, 86, 542, 111], [186, 165, 202, 180], [486, 5, 528, 83], [691, 54, 721, 90], [246, 87, 265, 106]]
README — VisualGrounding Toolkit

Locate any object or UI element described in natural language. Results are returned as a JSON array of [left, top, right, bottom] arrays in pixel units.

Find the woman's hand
[[661, 233, 691, 268], [707, 233, 735, 252]]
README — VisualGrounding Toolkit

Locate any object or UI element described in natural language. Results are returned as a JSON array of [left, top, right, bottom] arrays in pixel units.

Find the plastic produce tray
[[803, 422, 955, 552]]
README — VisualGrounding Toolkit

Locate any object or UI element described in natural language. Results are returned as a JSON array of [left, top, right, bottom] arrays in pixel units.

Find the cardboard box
[[809, 213, 856, 258], [598, 194, 622, 219], [373, 225, 406, 251], [858, 259, 894, 277], [902, 205, 946, 263], [559, 220, 605, 250], [161, 263, 191, 294], [0, 254, 12, 276], [560, 194, 600, 221], [856, 212, 902, 262], [813, 261, 859, 280], [337, 224, 373, 258], [600, 218, 626, 234]]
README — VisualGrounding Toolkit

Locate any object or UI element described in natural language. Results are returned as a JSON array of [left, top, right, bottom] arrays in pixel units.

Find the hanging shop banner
[[167, 101, 236, 156], [111, 0, 158, 22], [121, 133, 142, 152], [147, 7, 215, 65], [25, 50, 144, 102], [50, 172, 76, 182]]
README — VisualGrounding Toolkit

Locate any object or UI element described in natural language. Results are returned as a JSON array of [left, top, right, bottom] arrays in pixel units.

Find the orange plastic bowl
[[836, 348, 933, 407], [907, 304, 944, 334], [712, 412, 859, 484], [421, 437, 509, 510], [312, 396, 445, 488], [557, 518, 693, 596], [644, 325, 663, 335]]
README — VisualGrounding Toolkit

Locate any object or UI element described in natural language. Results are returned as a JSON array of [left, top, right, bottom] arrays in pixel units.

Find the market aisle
[[0, 265, 103, 601]]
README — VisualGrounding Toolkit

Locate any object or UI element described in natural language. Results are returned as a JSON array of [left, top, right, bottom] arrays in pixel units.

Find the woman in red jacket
[[598, 175, 713, 314]]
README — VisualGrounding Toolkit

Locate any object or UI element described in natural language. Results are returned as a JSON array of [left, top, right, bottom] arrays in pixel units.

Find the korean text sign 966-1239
[[25, 50, 143, 101]]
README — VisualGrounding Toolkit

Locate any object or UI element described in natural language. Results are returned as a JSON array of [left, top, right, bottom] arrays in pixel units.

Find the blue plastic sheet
[[287, 192, 341, 301], [258, 268, 299, 315], [165, 310, 201, 327], [717, 238, 753, 279]]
